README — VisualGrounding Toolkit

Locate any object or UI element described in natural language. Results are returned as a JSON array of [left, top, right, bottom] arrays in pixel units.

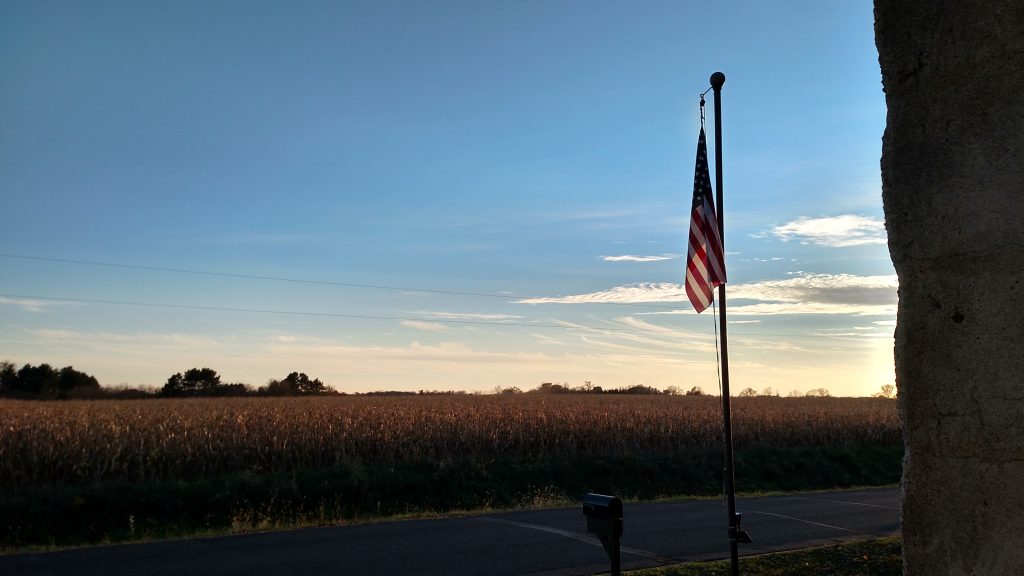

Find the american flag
[[685, 127, 726, 313]]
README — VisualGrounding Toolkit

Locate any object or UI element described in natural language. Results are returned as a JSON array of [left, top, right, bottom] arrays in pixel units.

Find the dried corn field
[[0, 395, 899, 488]]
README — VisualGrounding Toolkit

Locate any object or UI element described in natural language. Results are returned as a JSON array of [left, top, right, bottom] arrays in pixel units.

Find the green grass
[[627, 537, 902, 576]]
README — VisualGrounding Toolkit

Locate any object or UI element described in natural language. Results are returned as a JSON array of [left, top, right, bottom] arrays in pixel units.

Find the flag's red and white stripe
[[686, 128, 726, 313]]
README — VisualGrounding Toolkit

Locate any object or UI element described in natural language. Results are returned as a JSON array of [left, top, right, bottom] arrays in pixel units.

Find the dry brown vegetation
[[0, 395, 899, 488]]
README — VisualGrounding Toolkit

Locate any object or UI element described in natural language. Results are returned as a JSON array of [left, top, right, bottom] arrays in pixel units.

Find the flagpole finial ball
[[710, 72, 725, 89]]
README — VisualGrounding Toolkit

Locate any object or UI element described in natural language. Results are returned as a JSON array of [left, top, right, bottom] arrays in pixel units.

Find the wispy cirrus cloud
[[540, 316, 717, 356], [725, 301, 895, 316], [515, 274, 898, 316], [515, 283, 684, 305], [0, 296, 64, 312], [770, 215, 887, 247], [399, 320, 450, 332], [602, 254, 678, 263], [729, 274, 897, 308], [25, 327, 221, 347], [419, 311, 523, 321]]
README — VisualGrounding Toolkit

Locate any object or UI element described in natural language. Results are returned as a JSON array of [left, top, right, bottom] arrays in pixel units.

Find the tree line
[[496, 382, 708, 396], [0, 361, 99, 399], [2, 360, 885, 400], [0, 362, 336, 399], [0, 362, 705, 400], [159, 367, 333, 397]]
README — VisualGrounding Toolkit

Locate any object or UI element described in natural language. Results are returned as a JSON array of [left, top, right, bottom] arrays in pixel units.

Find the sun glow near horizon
[[0, 2, 891, 397]]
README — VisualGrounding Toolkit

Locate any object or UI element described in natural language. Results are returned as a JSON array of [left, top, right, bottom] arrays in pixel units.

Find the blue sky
[[0, 1, 895, 396]]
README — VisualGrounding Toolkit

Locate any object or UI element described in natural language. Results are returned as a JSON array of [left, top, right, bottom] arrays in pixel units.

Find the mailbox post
[[583, 493, 623, 576]]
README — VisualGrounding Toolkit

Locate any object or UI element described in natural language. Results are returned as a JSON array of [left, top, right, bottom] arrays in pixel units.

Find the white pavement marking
[[791, 496, 899, 510], [745, 510, 858, 533], [477, 517, 672, 561]]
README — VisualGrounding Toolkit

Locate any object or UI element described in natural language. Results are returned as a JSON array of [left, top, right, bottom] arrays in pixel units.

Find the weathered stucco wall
[[874, 1, 1024, 574]]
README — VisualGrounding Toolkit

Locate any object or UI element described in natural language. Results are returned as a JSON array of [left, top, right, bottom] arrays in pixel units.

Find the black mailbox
[[583, 493, 623, 538], [583, 493, 623, 575]]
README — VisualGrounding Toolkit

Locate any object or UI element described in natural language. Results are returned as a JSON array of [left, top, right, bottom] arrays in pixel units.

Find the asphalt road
[[1, 487, 899, 576]]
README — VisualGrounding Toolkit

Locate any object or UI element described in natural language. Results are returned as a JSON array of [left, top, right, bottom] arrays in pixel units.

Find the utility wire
[[0, 254, 892, 339], [0, 293, 689, 334], [0, 292, 890, 340], [0, 253, 686, 310]]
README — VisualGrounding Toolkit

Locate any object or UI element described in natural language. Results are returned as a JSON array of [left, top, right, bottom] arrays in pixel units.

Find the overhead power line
[[0, 293, 681, 334], [0, 253, 684, 310], [0, 254, 892, 341], [0, 292, 892, 341]]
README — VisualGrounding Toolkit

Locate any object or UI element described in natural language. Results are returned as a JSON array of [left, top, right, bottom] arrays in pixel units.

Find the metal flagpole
[[709, 70, 748, 576]]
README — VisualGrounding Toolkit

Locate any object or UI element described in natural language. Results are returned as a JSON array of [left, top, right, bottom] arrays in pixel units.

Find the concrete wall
[[874, 1, 1024, 574]]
